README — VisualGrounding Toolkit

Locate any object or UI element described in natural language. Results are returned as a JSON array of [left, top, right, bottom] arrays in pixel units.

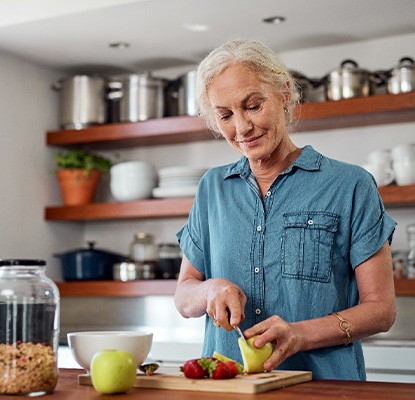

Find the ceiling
[[0, 0, 415, 75]]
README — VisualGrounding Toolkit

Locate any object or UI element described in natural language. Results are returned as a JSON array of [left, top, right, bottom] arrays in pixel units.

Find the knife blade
[[233, 326, 246, 342]]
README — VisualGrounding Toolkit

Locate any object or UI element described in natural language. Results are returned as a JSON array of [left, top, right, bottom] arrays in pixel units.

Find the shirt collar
[[224, 145, 322, 179]]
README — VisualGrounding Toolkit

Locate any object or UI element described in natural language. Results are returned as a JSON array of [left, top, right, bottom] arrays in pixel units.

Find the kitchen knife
[[233, 326, 246, 343]]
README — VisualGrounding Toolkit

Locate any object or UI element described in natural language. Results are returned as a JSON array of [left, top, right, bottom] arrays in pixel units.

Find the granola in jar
[[0, 342, 58, 395]]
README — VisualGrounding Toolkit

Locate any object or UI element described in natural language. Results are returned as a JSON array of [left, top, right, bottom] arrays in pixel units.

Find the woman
[[174, 38, 396, 380]]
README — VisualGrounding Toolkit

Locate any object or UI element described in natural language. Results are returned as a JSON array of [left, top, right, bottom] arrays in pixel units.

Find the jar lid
[[0, 259, 46, 266]]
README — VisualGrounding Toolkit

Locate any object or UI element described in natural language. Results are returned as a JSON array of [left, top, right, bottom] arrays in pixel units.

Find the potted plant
[[55, 149, 111, 206]]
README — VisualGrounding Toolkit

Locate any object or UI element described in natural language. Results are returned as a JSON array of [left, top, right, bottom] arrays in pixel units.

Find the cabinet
[[47, 92, 415, 297]]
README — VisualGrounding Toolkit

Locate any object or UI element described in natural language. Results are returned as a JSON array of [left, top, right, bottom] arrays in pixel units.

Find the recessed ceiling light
[[182, 23, 210, 32], [108, 42, 130, 49], [262, 16, 286, 24]]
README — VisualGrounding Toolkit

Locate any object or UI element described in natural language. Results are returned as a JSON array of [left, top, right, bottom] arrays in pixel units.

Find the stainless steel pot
[[177, 70, 198, 116], [109, 72, 166, 122], [113, 261, 156, 281], [53, 75, 107, 129], [325, 60, 371, 101], [387, 57, 415, 94]]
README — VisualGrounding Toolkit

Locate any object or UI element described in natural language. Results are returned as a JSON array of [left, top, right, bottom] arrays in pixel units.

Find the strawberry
[[224, 361, 243, 376], [209, 360, 238, 379], [180, 358, 209, 379]]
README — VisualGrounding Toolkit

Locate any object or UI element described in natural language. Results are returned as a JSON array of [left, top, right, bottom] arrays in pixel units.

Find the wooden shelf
[[378, 184, 415, 207], [56, 280, 177, 297], [46, 92, 415, 149], [294, 91, 415, 132], [45, 197, 193, 221], [45, 185, 415, 221], [47, 116, 212, 149], [394, 279, 415, 297], [56, 278, 413, 298]]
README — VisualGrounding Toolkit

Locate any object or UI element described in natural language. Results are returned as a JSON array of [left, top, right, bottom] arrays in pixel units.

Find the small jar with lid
[[129, 232, 157, 279], [0, 259, 60, 396], [157, 243, 182, 279]]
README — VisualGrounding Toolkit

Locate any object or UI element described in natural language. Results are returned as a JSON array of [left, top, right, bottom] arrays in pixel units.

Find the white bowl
[[110, 161, 157, 201], [67, 330, 153, 372]]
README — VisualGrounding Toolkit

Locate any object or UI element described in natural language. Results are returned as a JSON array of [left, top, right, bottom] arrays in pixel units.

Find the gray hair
[[195, 38, 300, 134]]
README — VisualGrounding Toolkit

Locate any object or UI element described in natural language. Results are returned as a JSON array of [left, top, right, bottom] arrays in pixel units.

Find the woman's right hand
[[205, 278, 247, 331]]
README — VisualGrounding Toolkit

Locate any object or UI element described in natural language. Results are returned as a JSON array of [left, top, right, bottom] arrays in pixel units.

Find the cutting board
[[78, 367, 312, 394]]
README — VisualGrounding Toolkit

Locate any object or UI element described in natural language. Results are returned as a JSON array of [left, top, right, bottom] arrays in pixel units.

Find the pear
[[238, 336, 273, 373]]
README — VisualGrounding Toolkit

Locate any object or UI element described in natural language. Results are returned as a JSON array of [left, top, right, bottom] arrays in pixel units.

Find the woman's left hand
[[243, 315, 304, 371]]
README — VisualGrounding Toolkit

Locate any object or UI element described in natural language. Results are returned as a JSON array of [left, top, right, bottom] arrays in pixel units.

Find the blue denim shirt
[[177, 145, 396, 380]]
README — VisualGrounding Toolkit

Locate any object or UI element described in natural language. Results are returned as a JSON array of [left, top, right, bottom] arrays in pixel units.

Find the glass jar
[[406, 223, 415, 279], [157, 243, 182, 279], [129, 233, 157, 279], [0, 259, 60, 396]]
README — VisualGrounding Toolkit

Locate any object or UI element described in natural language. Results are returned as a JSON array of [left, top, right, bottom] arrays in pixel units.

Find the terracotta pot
[[56, 169, 100, 205]]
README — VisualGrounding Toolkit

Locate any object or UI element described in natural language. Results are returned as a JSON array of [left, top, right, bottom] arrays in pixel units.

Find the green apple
[[90, 349, 137, 394], [238, 336, 273, 373]]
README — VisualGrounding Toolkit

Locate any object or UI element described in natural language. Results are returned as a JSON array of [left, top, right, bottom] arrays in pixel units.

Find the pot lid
[[335, 59, 366, 72], [54, 241, 126, 258]]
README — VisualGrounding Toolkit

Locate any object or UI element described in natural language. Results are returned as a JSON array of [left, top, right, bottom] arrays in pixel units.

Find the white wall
[[0, 50, 84, 280]]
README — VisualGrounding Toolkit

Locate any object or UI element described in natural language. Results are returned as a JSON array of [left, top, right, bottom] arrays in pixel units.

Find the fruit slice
[[212, 352, 244, 374], [238, 336, 273, 373]]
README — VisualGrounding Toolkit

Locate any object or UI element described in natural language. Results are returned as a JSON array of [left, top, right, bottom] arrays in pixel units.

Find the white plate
[[152, 185, 198, 198], [159, 177, 201, 187], [158, 166, 207, 178]]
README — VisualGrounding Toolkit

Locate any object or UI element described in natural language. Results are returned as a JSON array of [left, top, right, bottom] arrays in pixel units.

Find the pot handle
[[370, 70, 389, 86], [87, 241, 96, 249], [340, 59, 359, 68], [398, 56, 415, 66]]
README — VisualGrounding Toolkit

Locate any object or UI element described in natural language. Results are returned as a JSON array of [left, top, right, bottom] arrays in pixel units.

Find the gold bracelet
[[332, 312, 352, 345]]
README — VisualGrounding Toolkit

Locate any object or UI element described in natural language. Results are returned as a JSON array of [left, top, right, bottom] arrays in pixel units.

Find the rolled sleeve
[[349, 173, 396, 268], [349, 210, 396, 268], [176, 223, 205, 275]]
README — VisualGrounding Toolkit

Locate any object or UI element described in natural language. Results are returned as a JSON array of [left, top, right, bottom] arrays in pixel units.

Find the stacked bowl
[[152, 166, 207, 198]]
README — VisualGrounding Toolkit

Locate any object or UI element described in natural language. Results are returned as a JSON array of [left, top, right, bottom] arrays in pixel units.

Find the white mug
[[363, 163, 395, 187], [391, 143, 415, 163], [393, 160, 415, 186], [367, 149, 392, 167]]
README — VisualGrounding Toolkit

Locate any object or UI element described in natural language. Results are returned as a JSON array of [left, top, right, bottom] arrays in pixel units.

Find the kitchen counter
[[49, 369, 415, 399]]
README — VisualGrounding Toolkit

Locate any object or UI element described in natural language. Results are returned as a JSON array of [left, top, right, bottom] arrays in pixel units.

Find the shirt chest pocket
[[281, 211, 340, 283]]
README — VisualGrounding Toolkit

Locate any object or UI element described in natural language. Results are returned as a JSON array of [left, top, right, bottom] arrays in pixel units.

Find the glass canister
[[129, 232, 157, 279], [157, 243, 182, 279], [0, 259, 60, 396]]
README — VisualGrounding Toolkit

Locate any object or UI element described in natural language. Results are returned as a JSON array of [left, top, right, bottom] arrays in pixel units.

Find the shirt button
[[254, 267, 260, 273], [266, 191, 271, 197], [307, 219, 314, 225], [255, 309, 261, 315], [256, 225, 262, 232]]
